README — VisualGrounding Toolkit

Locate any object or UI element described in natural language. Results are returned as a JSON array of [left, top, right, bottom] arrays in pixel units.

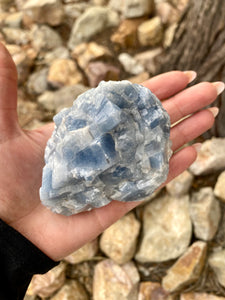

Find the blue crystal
[[40, 81, 172, 215]]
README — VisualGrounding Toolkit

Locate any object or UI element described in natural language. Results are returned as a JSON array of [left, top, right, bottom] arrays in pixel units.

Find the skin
[[0, 42, 224, 261]]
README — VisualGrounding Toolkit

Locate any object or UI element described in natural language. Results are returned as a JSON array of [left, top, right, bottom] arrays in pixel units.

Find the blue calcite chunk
[[40, 81, 172, 215]]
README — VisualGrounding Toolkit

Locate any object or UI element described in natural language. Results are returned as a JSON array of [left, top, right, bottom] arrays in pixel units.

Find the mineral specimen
[[40, 80, 171, 215]]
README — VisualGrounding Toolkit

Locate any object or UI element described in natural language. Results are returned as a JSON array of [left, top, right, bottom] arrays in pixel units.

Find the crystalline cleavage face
[[40, 81, 171, 215]]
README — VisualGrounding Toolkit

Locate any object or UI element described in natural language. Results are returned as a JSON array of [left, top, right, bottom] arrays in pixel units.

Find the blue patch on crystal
[[40, 80, 171, 215]]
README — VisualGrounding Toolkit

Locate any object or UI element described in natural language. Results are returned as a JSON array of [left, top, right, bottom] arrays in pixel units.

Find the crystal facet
[[40, 81, 171, 215]]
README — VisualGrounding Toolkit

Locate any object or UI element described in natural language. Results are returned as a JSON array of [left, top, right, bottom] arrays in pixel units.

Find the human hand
[[0, 42, 224, 261]]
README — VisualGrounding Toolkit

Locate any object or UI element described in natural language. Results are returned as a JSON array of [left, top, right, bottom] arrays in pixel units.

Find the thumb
[[0, 42, 19, 136]]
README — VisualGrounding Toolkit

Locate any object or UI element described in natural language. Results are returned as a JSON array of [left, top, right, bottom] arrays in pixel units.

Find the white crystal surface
[[40, 81, 171, 215]]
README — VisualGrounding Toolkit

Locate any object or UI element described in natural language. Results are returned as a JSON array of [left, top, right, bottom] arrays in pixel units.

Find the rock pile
[[1, 1, 225, 299], [0, 0, 189, 130], [24, 137, 225, 300]]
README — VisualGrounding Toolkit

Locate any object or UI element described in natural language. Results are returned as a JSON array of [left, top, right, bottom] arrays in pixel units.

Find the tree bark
[[156, 0, 225, 137]]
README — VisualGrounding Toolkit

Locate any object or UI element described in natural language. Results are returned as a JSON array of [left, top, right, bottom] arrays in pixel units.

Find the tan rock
[[166, 170, 193, 197], [208, 249, 225, 287], [190, 187, 221, 241], [64, 239, 98, 264], [93, 259, 140, 300], [162, 241, 207, 293], [111, 18, 146, 48], [163, 24, 177, 48], [48, 59, 83, 88], [189, 138, 225, 175], [23, 0, 64, 26], [135, 194, 192, 263], [138, 17, 163, 47], [214, 171, 225, 202], [86, 61, 120, 87], [181, 292, 225, 300], [4, 11, 23, 27], [72, 42, 112, 70], [127, 72, 149, 84], [27, 262, 66, 298], [138, 282, 175, 300], [51, 280, 88, 300], [100, 212, 140, 264]]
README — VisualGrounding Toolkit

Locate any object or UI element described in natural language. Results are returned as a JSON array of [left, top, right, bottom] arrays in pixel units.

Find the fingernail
[[208, 107, 219, 117], [183, 71, 197, 83], [193, 143, 202, 153], [212, 82, 225, 95]]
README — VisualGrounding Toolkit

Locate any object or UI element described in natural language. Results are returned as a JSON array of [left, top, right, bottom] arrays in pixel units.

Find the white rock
[[190, 187, 221, 241], [162, 241, 207, 293], [68, 6, 120, 49], [2, 28, 30, 45], [38, 84, 89, 112], [135, 194, 192, 263], [166, 170, 193, 197], [64, 3, 91, 20], [214, 171, 225, 202], [100, 213, 140, 264], [134, 48, 163, 74], [208, 249, 225, 288], [23, 0, 64, 26], [93, 259, 140, 300], [118, 53, 145, 75], [189, 138, 225, 175], [44, 47, 70, 65], [27, 68, 48, 95], [30, 25, 63, 52], [109, 0, 154, 18]]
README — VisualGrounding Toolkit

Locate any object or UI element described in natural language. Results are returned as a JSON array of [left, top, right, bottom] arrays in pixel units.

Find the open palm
[[0, 42, 223, 261]]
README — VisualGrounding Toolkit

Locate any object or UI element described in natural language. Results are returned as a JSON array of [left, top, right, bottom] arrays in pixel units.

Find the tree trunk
[[156, 0, 225, 137]]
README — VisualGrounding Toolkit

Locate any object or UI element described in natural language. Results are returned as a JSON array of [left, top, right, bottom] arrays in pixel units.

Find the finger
[[170, 108, 215, 151], [163, 82, 222, 124], [142, 71, 196, 100], [0, 43, 19, 130]]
